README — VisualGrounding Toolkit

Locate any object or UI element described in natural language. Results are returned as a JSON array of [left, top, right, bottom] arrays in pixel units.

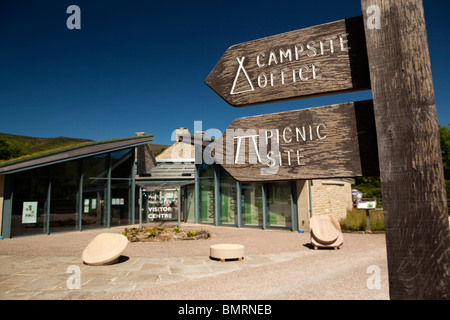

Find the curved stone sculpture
[[310, 215, 343, 250], [210, 244, 245, 262], [82, 233, 129, 266]]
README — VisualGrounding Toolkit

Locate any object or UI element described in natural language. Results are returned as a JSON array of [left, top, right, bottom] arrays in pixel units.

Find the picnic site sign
[[210, 100, 378, 182]]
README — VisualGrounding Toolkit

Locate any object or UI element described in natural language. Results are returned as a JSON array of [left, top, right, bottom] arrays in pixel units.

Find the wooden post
[[365, 209, 371, 232], [362, 0, 450, 299]]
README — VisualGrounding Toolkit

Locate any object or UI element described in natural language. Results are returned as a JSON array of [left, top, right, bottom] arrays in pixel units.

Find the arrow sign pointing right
[[205, 16, 370, 107]]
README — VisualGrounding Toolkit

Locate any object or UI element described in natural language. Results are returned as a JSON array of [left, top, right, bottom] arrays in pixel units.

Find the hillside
[[0, 133, 169, 162], [0, 133, 93, 159]]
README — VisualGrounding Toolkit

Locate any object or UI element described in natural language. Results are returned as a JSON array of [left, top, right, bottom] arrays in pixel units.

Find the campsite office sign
[[205, 16, 370, 107], [206, 0, 450, 300]]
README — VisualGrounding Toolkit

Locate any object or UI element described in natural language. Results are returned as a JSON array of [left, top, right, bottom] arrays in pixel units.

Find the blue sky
[[1, 0, 449, 145]]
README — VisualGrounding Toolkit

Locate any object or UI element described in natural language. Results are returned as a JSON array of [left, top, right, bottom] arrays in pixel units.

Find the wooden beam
[[361, 0, 450, 299]]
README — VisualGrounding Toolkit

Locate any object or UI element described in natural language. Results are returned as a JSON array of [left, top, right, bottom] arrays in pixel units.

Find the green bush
[[0, 138, 23, 160], [187, 230, 196, 237], [340, 209, 385, 231]]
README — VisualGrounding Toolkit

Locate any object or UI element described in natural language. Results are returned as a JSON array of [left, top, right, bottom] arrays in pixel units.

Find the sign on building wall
[[147, 190, 178, 220], [22, 201, 37, 224]]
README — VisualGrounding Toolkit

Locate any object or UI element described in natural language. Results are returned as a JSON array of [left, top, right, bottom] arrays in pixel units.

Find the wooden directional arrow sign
[[208, 100, 378, 182], [205, 16, 370, 107]]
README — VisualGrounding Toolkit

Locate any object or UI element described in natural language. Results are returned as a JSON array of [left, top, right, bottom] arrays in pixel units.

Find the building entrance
[[136, 181, 194, 227]]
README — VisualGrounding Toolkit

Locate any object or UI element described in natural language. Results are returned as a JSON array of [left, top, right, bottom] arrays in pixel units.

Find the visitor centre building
[[0, 129, 353, 238]]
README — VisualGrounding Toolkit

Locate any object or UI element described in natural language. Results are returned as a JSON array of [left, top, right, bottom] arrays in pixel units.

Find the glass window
[[48, 160, 81, 233], [49, 177, 79, 233], [81, 177, 106, 230], [110, 149, 134, 226], [198, 164, 215, 224], [10, 166, 50, 237], [185, 184, 195, 223], [135, 187, 141, 224], [241, 183, 263, 227], [82, 179, 107, 229], [110, 180, 131, 227], [52, 159, 79, 178], [111, 148, 134, 179], [146, 188, 178, 222], [82, 154, 108, 229], [219, 168, 237, 225], [82, 154, 108, 178], [6, 148, 138, 237], [266, 182, 293, 229]]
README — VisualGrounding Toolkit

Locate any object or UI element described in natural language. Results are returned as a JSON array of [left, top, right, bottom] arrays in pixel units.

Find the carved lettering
[[232, 123, 327, 168], [205, 16, 371, 107], [242, 33, 349, 93]]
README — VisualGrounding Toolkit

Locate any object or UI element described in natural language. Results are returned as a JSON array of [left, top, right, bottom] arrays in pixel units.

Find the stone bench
[[210, 244, 245, 262], [82, 233, 129, 266], [310, 215, 343, 250]]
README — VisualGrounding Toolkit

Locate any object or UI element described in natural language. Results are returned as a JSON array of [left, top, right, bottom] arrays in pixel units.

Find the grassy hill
[[0, 133, 169, 162], [0, 133, 92, 159]]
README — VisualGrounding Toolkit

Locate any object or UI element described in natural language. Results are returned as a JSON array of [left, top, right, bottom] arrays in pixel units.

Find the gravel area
[[0, 223, 390, 300]]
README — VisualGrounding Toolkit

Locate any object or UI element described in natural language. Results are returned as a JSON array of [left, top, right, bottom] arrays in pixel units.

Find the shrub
[[187, 230, 196, 237]]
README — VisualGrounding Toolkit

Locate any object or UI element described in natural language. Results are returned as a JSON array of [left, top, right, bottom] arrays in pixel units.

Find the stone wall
[[310, 179, 353, 221]]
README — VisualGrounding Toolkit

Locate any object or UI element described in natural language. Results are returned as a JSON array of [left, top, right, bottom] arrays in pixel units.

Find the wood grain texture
[[210, 100, 378, 182], [362, 0, 450, 299], [206, 16, 370, 107]]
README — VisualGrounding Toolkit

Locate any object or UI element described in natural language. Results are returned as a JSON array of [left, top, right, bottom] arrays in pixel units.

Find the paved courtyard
[[0, 224, 389, 300]]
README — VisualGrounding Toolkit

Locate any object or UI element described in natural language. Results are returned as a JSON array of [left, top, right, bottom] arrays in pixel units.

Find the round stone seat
[[310, 215, 340, 245], [210, 244, 245, 262], [82, 233, 129, 266], [309, 215, 343, 250]]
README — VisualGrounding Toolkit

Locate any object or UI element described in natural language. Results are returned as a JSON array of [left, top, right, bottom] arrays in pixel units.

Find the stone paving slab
[[0, 251, 314, 300]]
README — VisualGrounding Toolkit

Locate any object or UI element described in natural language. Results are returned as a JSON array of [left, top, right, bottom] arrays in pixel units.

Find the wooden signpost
[[361, 0, 450, 299], [206, 16, 370, 107], [206, 0, 450, 299], [212, 100, 378, 182]]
